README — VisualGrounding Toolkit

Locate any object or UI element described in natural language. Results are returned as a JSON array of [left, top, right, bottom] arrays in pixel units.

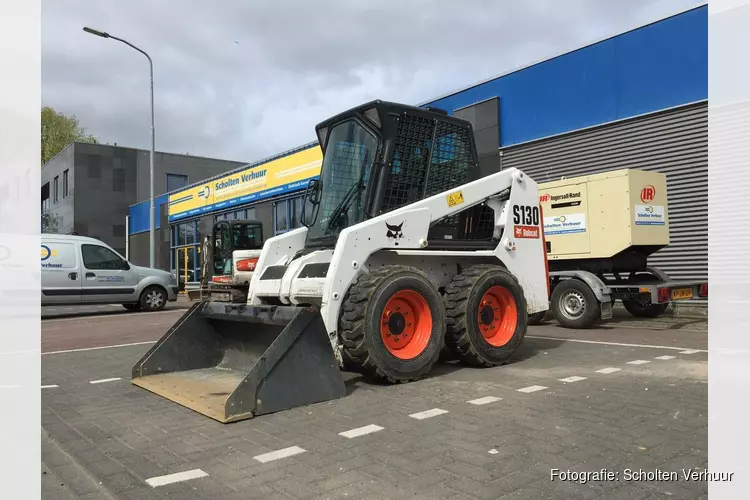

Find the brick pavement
[[42, 332, 708, 500]]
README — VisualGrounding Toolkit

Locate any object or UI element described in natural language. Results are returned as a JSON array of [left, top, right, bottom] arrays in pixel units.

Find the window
[[170, 220, 200, 286], [41, 243, 77, 269], [53, 176, 59, 203], [166, 173, 189, 193], [63, 170, 69, 198], [275, 201, 288, 232], [81, 244, 126, 270], [113, 168, 125, 192], [274, 195, 305, 235], [232, 223, 262, 249]]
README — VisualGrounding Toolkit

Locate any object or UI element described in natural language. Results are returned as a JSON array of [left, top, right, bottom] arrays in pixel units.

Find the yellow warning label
[[446, 191, 465, 208]]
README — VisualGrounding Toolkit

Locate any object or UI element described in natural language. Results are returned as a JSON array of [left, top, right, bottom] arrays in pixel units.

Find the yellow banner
[[168, 145, 322, 221]]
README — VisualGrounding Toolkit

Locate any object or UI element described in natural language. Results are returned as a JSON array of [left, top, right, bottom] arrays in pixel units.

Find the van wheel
[[122, 303, 142, 312], [140, 286, 167, 312]]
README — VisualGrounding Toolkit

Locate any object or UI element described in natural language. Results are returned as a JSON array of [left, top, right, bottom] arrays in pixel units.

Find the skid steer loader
[[132, 100, 550, 423]]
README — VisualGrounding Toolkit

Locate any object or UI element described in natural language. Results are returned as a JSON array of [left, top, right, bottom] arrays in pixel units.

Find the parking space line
[[655, 355, 676, 360], [409, 408, 448, 420], [626, 360, 650, 365], [467, 396, 502, 405], [253, 446, 306, 463], [338, 424, 384, 439], [596, 367, 622, 374], [559, 376, 587, 383], [89, 377, 122, 384], [145, 469, 208, 487], [41, 385, 58, 389], [527, 335, 707, 353], [43, 341, 156, 355], [517, 385, 547, 393]]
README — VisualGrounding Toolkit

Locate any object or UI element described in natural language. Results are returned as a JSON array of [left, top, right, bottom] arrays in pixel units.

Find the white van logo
[[41, 245, 63, 268]]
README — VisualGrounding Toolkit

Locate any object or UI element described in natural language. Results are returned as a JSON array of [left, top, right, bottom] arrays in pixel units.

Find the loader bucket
[[131, 301, 347, 423]]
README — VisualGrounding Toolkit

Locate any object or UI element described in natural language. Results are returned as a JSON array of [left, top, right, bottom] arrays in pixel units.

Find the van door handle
[[68, 272, 78, 280], [85, 272, 96, 278]]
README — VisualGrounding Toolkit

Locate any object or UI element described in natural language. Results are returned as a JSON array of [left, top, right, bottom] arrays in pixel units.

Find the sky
[[42, 0, 705, 164]]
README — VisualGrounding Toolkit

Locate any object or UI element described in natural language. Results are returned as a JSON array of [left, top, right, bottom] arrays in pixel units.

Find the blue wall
[[129, 194, 168, 235], [423, 6, 707, 147]]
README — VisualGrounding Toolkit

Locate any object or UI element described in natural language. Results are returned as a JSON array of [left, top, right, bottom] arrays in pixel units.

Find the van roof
[[41, 233, 108, 245]]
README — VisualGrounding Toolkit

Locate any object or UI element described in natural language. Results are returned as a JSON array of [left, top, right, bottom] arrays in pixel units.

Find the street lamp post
[[83, 27, 156, 268]]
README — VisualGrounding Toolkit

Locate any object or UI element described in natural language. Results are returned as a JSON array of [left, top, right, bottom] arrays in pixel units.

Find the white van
[[41, 234, 178, 311]]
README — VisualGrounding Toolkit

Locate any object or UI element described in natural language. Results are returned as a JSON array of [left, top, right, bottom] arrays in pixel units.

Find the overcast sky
[[42, 0, 704, 164]]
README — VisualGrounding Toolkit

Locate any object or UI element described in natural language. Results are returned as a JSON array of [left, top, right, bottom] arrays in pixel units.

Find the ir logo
[[641, 185, 656, 203]]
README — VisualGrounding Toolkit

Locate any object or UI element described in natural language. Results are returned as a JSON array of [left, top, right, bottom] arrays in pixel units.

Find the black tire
[[622, 273, 669, 318], [339, 265, 445, 384], [622, 300, 669, 318], [444, 265, 528, 368], [527, 310, 547, 326], [550, 279, 601, 329], [139, 285, 167, 312], [122, 303, 141, 312]]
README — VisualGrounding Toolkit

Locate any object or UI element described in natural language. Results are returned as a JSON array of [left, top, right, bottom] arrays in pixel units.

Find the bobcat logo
[[386, 221, 404, 240]]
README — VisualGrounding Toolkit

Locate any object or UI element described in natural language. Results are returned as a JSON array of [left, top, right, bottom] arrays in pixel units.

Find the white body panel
[[246, 167, 548, 362], [41, 234, 178, 306]]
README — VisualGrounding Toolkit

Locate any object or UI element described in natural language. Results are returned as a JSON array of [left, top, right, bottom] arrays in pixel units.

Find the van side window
[[82, 244, 125, 270], [41, 243, 77, 269]]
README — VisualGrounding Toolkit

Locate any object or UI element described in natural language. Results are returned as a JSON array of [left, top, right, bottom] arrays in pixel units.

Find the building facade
[[41, 141, 245, 264], [127, 5, 707, 305]]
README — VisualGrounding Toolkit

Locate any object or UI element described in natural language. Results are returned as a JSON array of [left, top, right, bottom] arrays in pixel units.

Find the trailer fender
[[549, 271, 611, 304]]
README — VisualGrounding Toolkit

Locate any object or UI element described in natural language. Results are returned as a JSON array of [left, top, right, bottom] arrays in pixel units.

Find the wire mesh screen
[[382, 114, 434, 211]]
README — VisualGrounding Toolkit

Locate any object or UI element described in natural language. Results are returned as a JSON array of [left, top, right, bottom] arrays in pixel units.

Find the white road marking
[[338, 424, 384, 439], [145, 469, 208, 487], [627, 360, 650, 365], [89, 377, 122, 384], [409, 408, 449, 420], [596, 367, 622, 374], [526, 335, 707, 353], [467, 396, 502, 405], [41, 385, 58, 389], [655, 355, 676, 360], [43, 341, 156, 355], [253, 446, 306, 463], [517, 385, 547, 393], [559, 376, 587, 383], [42, 309, 182, 323]]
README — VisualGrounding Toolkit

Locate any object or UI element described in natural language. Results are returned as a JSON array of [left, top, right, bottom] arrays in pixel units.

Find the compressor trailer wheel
[[339, 266, 445, 384], [444, 265, 528, 367]]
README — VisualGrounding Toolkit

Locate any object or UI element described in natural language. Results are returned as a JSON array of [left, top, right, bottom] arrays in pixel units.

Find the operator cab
[[300, 100, 497, 251], [212, 219, 263, 277]]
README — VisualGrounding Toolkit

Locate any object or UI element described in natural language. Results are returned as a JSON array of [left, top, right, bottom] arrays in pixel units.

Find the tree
[[41, 106, 98, 166], [41, 211, 60, 233]]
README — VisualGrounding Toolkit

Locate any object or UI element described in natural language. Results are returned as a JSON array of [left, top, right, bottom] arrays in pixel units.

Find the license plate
[[211, 293, 231, 302], [671, 288, 693, 300]]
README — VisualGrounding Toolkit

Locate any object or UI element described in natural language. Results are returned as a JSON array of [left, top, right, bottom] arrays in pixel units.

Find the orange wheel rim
[[380, 290, 433, 360], [477, 286, 518, 347]]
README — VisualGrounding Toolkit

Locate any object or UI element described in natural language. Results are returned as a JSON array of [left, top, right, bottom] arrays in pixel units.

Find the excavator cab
[[210, 219, 263, 279]]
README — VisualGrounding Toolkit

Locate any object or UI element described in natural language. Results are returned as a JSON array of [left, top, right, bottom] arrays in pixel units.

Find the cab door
[[41, 241, 81, 304], [79, 242, 139, 303]]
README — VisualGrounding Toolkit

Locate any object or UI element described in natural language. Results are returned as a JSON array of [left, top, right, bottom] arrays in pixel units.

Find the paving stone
[[42, 325, 708, 500]]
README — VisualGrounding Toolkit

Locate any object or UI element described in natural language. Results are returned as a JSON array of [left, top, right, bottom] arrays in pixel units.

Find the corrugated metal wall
[[501, 101, 707, 304]]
